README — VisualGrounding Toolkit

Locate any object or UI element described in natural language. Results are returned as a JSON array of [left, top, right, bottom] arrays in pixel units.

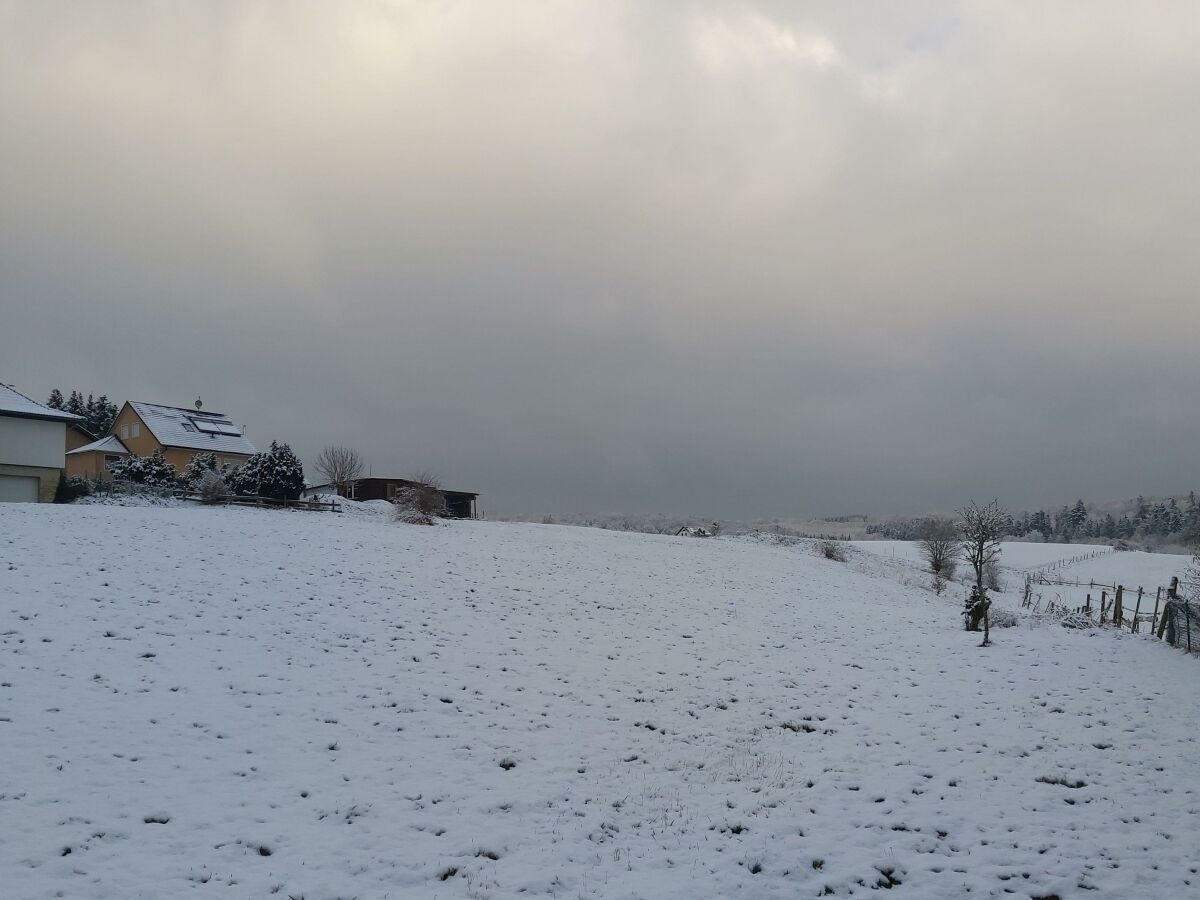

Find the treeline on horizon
[[868, 493, 1200, 546]]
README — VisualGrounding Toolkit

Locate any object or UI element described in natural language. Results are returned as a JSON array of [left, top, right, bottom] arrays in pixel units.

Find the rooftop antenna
[[195, 396, 203, 411]]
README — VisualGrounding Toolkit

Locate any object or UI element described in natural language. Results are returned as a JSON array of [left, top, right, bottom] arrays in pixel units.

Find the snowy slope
[[2, 506, 1198, 900]]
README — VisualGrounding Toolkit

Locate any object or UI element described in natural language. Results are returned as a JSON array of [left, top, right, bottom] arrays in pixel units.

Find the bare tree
[[917, 517, 959, 594], [959, 499, 1008, 594], [314, 445, 363, 496]]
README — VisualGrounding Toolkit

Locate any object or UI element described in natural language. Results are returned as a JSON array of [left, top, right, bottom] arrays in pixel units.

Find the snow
[[0, 383, 83, 422], [65, 435, 130, 456], [2, 506, 1198, 900]]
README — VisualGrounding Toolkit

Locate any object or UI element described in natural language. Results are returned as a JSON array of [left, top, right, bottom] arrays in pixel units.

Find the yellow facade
[[65, 450, 125, 481], [65, 426, 95, 452]]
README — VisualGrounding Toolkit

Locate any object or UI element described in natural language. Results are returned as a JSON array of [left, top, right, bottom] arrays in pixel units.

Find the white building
[[0, 383, 84, 502]]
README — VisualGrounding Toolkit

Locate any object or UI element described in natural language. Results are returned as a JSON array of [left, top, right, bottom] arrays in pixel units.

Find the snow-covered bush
[[223, 460, 252, 496], [989, 607, 1018, 628], [391, 473, 447, 525], [196, 469, 228, 504], [392, 485, 441, 525], [108, 450, 176, 487], [817, 540, 847, 562], [226, 441, 305, 500], [54, 476, 91, 503], [179, 451, 219, 486]]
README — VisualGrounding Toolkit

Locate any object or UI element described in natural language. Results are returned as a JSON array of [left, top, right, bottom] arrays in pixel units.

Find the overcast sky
[[2, 1, 1198, 519]]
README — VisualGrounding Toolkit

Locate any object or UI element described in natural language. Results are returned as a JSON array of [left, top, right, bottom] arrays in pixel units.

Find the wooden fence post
[[1100, 590, 1107, 624], [1113, 586, 1124, 628], [1151, 587, 1162, 637], [1131, 587, 1143, 633]]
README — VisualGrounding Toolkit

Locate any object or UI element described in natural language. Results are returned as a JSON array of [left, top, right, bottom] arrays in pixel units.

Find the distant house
[[0, 383, 84, 502], [65, 435, 130, 481], [304, 476, 480, 519], [110, 401, 257, 472]]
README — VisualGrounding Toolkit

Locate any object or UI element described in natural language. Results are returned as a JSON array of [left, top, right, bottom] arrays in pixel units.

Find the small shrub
[[392, 474, 446, 525], [54, 476, 92, 503], [393, 495, 438, 525], [178, 451, 218, 487], [195, 469, 228, 504], [989, 608, 1018, 628], [817, 540, 848, 563]]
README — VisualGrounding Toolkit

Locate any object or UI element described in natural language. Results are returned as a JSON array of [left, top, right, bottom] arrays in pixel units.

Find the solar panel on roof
[[190, 417, 241, 436]]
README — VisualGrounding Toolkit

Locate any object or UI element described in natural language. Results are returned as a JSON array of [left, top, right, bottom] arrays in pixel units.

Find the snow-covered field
[[2, 506, 1198, 900]]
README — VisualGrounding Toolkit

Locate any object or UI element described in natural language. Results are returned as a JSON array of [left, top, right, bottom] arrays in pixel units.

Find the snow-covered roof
[[128, 401, 257, 456], [0, 383, 84, 423], [66, 435, 130, 456]]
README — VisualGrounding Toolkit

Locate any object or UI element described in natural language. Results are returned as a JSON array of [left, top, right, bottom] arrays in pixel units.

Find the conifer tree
[[180, 451, 219, 486], [66, 390, 86, 417]]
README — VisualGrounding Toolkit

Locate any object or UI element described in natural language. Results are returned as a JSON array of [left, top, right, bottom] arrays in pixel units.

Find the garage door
[[0, 475, 40, 503]]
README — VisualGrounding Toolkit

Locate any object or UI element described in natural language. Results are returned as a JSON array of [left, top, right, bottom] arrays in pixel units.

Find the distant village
[[0, 382, 477, 518]]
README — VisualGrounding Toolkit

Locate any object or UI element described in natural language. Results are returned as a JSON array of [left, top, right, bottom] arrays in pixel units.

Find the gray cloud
[[2, 1, 1198, 518]]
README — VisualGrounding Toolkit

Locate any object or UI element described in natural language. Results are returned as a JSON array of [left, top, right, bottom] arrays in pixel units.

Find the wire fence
[[1020, 547, 1116, 576], [1021, 574, 1196, 653]]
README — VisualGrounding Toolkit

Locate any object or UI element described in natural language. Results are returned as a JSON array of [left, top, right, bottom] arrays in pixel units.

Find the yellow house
[[109, 401, 257, 472], [65, 434, 130, 480]]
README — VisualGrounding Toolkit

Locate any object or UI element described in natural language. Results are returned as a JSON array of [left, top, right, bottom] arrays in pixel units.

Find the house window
[[131, 422, 140, 438], [119, 424, 128, 439]]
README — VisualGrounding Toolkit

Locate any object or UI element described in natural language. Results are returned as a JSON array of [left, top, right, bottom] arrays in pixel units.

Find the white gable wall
[[0, 416, 66, 469]]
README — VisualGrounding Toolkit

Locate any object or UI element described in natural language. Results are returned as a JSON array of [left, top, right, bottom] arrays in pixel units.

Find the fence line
[[1021, 574, 1194, 652], [1020, 547, 1116, 576], [90, 479, 337, 512]]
